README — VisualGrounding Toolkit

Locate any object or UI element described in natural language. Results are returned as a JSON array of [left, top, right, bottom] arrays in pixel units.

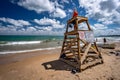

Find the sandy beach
[[0, 42, 120, 80]]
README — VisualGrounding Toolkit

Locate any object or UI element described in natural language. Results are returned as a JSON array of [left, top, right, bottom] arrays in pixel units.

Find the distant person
[[103, 38, 107, 44]]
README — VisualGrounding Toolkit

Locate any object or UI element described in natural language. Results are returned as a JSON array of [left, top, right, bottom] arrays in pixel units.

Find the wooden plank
[[70, 48, 80, 65], [64, 44, 77, 47], [64, 50, 78, 54], [66, 23, 69, 33], [67, 16, 87, 23], [80, 39, 87, 44], [78, 30, 90, 31], [90, 46, 100, 55], [66, 53, 78, 58], [81, 43, 87, 50], [87, 54, 99, 58], [78, 19, 87, 23], [65, 31, 78, 35], [76, 33, 81, 59], [60, 35, 66, 57], [66, 53, 84, 58], [65, 40, 77, 43], [81, 59, 102, 69], [66, 38, 77, 40], [60, 43, 71, 57], [94, 42, 99, 51], [86, 21, 91, 30], [81, 43, 91, 64]]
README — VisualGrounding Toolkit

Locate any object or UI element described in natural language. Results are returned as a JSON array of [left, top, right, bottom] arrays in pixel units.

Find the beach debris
[[98, 43, 116, 49], [59, 10, 103, 72], [110, 50, 120, 56], [107, 77, 114, 80], [115, 50, 120, 56], [71, 69, 77, 74]]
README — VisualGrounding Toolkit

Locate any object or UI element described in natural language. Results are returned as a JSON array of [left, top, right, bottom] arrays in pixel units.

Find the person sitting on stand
[[69, 9, 78, 31]]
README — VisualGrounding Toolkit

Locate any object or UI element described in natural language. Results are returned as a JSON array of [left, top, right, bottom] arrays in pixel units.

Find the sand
[[0, 42, 120, 80]]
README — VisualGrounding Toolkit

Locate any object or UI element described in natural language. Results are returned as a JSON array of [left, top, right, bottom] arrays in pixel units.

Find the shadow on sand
[[42, 59, 74, 71]]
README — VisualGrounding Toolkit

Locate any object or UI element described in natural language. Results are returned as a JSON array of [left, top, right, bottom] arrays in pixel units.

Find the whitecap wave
[[0, 41, 42, 46]]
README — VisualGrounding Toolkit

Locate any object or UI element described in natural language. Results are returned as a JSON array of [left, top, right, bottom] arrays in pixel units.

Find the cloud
[[34, 17, 65, 28], [0, 25, 64, 35], [92, 23, 108, 30], [52, 8, 66, 18], [100, 0, 116, 12], [90, 23, 120, 36], [93, 28, 120, 36], [0, 17, 31, 27], [44, 26, 52, 31], [68, 9, 73, 13], [90, 23, 108, 36], [13, 0, 66, 18], [17, 0, 55, 13], [60, 0, 69, 4], [79, 0, 120, 25], [0, 24, 55, 35], [0, 17, 65, 35]]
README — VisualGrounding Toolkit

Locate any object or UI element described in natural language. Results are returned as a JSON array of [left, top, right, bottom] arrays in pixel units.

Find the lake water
[[0, 35, 120, 54]]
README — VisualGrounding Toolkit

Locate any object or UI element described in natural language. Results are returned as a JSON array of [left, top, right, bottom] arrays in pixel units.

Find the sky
[[0, 0, 120, 36]]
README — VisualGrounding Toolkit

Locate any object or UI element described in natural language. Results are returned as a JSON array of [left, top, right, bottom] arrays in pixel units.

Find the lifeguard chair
[[60, 15, 103, 72]]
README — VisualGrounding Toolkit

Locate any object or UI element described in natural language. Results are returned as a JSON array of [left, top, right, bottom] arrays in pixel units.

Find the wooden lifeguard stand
[[60, 16, 103, 72]]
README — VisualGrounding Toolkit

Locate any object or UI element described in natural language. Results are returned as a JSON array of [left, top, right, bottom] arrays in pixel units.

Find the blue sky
[[0, 0, 120, 36]]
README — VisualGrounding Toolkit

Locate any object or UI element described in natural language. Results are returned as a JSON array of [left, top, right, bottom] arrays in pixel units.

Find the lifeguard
[[72, 9, 78, 18], [72, 9, 78, 30]]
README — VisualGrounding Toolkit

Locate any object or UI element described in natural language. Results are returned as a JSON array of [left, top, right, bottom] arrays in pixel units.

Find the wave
[[0, 41, 42, 46], [0, 46, 61, 54]]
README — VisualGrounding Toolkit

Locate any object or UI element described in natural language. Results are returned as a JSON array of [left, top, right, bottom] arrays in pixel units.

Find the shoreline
[[0, 48, 61, 65], [0, 41, 118, 54], [0, 40, 63, 53], [0, 46, 61, 54]]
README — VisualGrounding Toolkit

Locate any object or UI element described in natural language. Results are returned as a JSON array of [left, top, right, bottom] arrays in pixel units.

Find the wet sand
[[0, 42, 120, 80]]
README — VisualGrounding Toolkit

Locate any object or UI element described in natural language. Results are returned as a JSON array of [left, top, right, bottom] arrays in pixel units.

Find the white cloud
[[50, 7, 66, 18], [0, 17, 65, 35], [68, 9, 73, 13], [0, 17, 31, 27], [17, 0, 55, 13], [54, 1, 64, 9], [79, 0, 120, 25], [0, 25, 64, 35], [93, 28, 120, 36], [90, 23, 108, 36], [14, 0, 66, 18], [0, 24, 53, 35], [34, 17, 65, 28], [44, 26, 52, 31], [61, 0, 69, 4], [90, 23, 120, 36], [93, 23, 108, 30]]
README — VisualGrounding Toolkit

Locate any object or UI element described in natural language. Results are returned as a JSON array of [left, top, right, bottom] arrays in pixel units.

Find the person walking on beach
[[103, 38, 107, 44]]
